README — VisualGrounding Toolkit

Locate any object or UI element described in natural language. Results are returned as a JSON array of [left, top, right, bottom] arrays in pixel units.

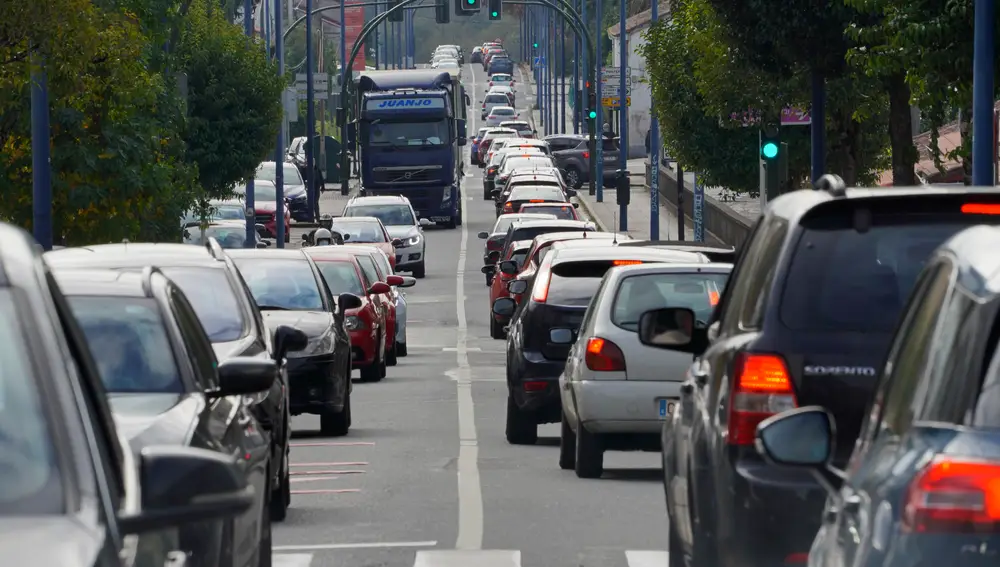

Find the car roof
[[532, 231, 627, 246], [489, 106, 515, 111], [225, 248, 308, 260], [492, 213, 557, 228], [332, 216, 383, 223], [509, 185, 565, 195], [347, 195, 410, 206], [512, 219, 593, 230], [302, 247, 368, 260], [484, 128, 517, 135], [548, 243, 707, 264], [607, 262, 733, 278], [510, 168, 559, 177], [616, 240, 736, 254], [45, 242, 226, 269], [54, 268, 157, 298]]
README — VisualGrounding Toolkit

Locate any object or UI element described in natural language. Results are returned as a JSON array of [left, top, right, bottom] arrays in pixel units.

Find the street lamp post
[[972, 0, 995, 186], [244, 0, 258, 247], [274, 0, 286, 248], [31, 61, 53, 250], [305, 0, 317, 220], [594, 0, 603, 202], [617, 0, 627, 231], [648, 0, 659, 240]]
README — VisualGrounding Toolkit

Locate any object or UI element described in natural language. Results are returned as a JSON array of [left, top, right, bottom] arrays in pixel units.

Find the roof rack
[[140, 266, 162, 298], [205, 237, 226, 260], [814, 173, 847, 197]]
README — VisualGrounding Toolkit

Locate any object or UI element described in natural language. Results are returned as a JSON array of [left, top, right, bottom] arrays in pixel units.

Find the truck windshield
[[367, 119, 450, 146]]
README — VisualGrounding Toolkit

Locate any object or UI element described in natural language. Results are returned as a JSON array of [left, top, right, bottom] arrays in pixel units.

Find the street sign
[[602, 84, 632, 97], [780, 106, 811, 125], [601, 66, 630, 78], [602, 96, 631, 108], [294, 72, 329, 96]]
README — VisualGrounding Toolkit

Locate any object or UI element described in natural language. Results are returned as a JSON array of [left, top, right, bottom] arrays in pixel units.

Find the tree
[[179, 1, 286, 199]]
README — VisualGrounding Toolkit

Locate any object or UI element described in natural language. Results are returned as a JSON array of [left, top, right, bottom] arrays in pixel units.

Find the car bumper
[[510, 350, 564, 422], [285, 353, 346, 414], [286, 197, 311, 221], [348, 328, 378, 366], [394, 244, 425, 269], [394, 297, 407, 344], [565, 379, 684, 434]]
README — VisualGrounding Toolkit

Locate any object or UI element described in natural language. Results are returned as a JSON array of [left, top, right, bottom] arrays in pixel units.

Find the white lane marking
[[443, 347, 481, 352], [454, 63, 484, 552], [289, 476, 339, 483], [625, 550, 670, 567], [414, 550, 520, 567], [274, 541, 438, 552], [272, 553, 313, 567]]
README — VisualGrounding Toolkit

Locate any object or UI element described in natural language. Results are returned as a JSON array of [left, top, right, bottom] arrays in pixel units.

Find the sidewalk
[[518, 63, 692, 240]]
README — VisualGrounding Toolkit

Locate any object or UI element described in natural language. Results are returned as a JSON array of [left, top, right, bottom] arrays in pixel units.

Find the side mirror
[[755, 407, 836, 467], [507, 280, 528, 294], [397, 276, 416, 288], [215, 358, 277, 396], [392, 238, 404, 248], [492, 297, 516, 317], [343, 233, 351, 241], [566, 189, 578, 197], [385, 275, 404, 286], [477, 231, 490, 239], [707, 321, 720, 342], [549, 328, 574, 344], [338, 292, 364, 311], [481, 265, 496, 275], [117, 446, 254, 535], [274, 325, 309, 361], [487, 250, 501, 264], [573, 203, 580, 209], [498, 260, 518, 275], [367, 282, 391, 295]]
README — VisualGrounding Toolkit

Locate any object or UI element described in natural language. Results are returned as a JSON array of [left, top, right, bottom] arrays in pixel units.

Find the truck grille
[[372, 165, 444, 184]]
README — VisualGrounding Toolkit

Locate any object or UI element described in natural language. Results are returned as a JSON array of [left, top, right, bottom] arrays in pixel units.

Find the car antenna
[[612, 212, 618, 245]]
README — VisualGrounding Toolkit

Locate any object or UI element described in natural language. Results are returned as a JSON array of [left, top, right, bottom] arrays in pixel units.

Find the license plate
[[659, 398, 678, 419]]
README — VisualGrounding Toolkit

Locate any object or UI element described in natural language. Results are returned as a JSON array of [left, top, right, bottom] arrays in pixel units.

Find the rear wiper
[[257, 305, 290, 310]]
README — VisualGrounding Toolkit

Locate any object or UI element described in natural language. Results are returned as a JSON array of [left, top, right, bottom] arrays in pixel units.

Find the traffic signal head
[[761, 141, 778, 159], [455, 0, 477, 15], [760, 128, 780, 161], [388, 0, 403, 22], [532, 42, 538, 48], [588, 109, 597, 119], [488, 0, 501, 19], [587, 89, 597, 119], [436, 0, 450, 23]]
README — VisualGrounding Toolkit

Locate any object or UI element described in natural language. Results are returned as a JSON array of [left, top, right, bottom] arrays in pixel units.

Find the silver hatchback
[[558, 262, 732, 478]]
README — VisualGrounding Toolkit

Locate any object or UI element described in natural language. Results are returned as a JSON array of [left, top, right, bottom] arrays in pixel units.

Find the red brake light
[[503, 202, 513, 212], [961, 203, 1000, 215], [585, 337, 626, 371], [902, 457, 1000, 533], [583, 151, 590, 159], [709, 290, 720, 305], [727, 353, 797, 446], [613, 260, 642, 266], [529, 199, 545, 203]]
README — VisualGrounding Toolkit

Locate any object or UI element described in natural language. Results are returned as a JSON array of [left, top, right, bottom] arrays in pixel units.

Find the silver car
[[343, 195, 426, 278], [558, 262, 732, 478]]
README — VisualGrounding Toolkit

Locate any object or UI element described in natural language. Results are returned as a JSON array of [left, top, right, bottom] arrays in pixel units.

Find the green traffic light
[[532, 42, 538, 48], [761, 142, 779, 159], [467, 0, 474, 4], [491, 10, 498, 16], [588, 110, 597, 119]]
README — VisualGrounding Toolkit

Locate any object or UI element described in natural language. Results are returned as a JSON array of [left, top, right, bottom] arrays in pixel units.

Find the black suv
[[0, 223, 255, 566], [494, 244, 708, 445], [648, 177, 1000, 567], [44, 239, 301, 522], [54, 267, 280, 567]]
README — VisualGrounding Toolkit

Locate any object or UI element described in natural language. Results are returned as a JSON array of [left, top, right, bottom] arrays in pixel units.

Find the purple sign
[[781, 107, 811, 126]]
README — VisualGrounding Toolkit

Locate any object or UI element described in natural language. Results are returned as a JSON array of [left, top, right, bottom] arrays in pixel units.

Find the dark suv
[[494, 244, 708, 445], [649, 177, 1000, 567], [45, 239, 300, 522]]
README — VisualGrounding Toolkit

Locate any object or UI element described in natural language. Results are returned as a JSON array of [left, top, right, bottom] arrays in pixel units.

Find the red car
[[328, 217, 401, 269], [236, 180, 291, 242], [486, 239, 533, 338], [304, 248, 392, 382], [335, 245, 405, 366]]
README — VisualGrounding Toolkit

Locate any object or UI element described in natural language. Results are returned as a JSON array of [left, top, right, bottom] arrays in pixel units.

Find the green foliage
[[179, 1, 285, 199]]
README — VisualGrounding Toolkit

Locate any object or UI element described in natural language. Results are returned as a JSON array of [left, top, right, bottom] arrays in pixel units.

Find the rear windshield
[[513, 225, 591, 243], [612, 273, 730, 331], [509, 187, 564, 201], [547, 261, 621, 306], [521, 205, 575, 219], [780, 215, 993, 332], [491, 108, 516, 116], [486, 95, 508, 103]]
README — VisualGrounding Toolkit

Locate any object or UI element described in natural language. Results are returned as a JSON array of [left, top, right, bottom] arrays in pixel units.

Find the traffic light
[[760, 129, 779, 161], [488, 0, 501, 20], [587, 86, 597, 120], [388, 0, 403, 22], [456, 0, 481, 15], [436, 0, 450, 23], [760, 127, 780, 200], [532, 41, 539, 48]]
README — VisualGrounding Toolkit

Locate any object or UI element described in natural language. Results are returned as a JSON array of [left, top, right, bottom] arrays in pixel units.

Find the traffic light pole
[[337, 0, 600, 197]]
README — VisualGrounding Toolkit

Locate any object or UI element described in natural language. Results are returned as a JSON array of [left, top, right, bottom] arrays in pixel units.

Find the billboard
[[344, 0, 366, 71]]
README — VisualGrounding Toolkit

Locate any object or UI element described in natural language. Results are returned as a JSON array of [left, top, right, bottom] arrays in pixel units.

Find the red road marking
[[290, 461, 368, 467], [291, 488, 361, 494], [290, 469, 366, 475], [291, 442, 375, 447]]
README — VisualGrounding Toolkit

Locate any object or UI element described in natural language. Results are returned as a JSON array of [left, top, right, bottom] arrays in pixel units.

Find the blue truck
[[349, 70, 469, 228]]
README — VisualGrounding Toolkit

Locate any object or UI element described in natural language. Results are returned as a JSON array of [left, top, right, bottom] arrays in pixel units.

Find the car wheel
[[489, 315, 505, 339], [258, 481, 273, 567], [559, 412, 576, 470], [386, 338, 398, 366], [269, 449, 290, 521], [565, 167, 582, 189], [574, 423, 603, 478], [413, 262, 426, 279], [397, 342, 408, 357], [505, 392, 537, 445], [320, 388, 350, 436], [360, 335, 384, 382]]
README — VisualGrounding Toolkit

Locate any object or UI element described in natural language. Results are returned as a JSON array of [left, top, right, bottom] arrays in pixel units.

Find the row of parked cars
[[3, 204, 423, 564], [485, 176, 1000, 567]]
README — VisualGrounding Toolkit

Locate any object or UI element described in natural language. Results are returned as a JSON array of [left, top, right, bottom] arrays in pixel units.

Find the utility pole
[[617, 0, 627, 231], [559, 13, 566, 133], [973, 0, 995, 186], [244, 0, 258, 246], [273, 0, 286, 248], [305, 0, 317, 219], [648, 0, 659, 239], [595, 0, 604, 202], [30, 58, 52, 250], [572, 0, 579, 134]]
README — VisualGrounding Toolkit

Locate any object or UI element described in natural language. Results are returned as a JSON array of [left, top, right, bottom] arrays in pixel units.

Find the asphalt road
[[273, 61, 669, 567]]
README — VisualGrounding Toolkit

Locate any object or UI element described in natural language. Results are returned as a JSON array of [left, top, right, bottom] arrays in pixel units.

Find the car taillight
[[961, 203, 1000, 215], [728, 353, 797, 446], [583, 151, 590, 159], [709, 290, 720, 305], [531, 263, 551, 302], [585, 337, 626, 371], [902, 457, 1000, 533], [503, 202, 513, 212]]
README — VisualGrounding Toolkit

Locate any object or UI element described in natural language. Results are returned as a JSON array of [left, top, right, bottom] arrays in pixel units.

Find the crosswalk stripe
[[413, 550, 520, 567], [625, 550, 670, 567], [272, 553, 313, 567]]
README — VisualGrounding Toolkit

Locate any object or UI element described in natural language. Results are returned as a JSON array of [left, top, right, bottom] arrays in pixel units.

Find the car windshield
[[316, 261, 365, 295], [367, 119, 449, 146], [611, 273, 731, 330], [235, 258, 324, 311], [330, 220, 387, 242], [345, 204, 414, 226], [502, 157, 553, 173], [0, 290, 63, 515], [234, 182, 276, 201], [183, 225, 249, 249], [182, 203, 245, 225], [256, 162, 304, 185], [160, 268, 246, 342], [69, 297, 183, 394]]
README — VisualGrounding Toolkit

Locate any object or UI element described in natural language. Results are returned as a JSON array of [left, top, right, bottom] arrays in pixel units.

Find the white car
[[487, 73, 516, 93], [342, 195, 426, 279], [488, 85, 515, 106], [486, 105, 518, 127], [558, 262, 732, 478], [481, 92, 512, 120]]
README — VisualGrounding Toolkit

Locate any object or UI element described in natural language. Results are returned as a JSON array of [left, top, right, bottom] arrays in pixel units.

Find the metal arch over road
[[336, 0, 600, 196]]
